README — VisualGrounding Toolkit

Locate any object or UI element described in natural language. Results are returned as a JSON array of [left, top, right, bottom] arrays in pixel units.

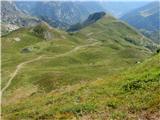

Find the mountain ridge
[[121, 1, 160, 44], [15, 1, 105, 29], [67, 12, 107, 32]]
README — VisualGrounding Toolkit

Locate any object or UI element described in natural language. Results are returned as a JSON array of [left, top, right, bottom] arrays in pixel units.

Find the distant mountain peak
[[67, 11, 106, 32], [86, 11, 106, 23]]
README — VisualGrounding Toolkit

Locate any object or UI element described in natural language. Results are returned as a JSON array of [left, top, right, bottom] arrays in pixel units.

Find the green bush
[[60, 103, 97, 115]]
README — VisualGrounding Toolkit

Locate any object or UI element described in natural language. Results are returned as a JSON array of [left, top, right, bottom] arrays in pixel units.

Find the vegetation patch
[[60, 103, 97, 115], [122, 77, 160, 92]]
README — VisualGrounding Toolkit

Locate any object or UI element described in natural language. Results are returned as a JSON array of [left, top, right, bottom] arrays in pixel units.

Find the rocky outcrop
[[1, 1, 41, 34]]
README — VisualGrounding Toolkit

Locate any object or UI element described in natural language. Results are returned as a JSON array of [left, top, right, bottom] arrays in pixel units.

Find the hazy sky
[[70, 0, 158, 2], [5, 0, 157, 1]]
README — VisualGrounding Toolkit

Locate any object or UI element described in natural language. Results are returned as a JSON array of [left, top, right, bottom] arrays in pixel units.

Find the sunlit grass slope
[[1, 15, 158, 119], [2, 53, 160, 119]]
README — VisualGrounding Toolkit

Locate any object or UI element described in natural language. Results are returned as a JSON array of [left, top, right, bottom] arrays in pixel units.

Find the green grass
[[1, 16, 159, 119], [2, 53, 160, 119]]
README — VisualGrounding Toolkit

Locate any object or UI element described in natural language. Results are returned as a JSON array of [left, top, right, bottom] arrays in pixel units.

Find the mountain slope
[[69, 12, 156, 51], [100, 1, 150, 18], [1, 12, 158, 119], [121, 1, 160, 44], [15, 1, 104, 29], [1, 1, 41, 35], [67, 12, 106, 32], [2, 46, 160, 119]]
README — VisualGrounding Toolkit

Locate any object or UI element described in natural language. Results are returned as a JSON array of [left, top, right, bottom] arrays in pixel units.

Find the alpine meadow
[[1, 1, 160, 120]]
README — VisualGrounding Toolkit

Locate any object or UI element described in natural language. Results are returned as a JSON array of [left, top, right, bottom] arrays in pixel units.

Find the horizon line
[[1, 0, 158, 2]]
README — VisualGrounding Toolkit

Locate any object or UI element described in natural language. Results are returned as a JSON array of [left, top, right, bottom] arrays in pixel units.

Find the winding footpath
[[1, 56, 43, 94], [1, 42, 101, 94]]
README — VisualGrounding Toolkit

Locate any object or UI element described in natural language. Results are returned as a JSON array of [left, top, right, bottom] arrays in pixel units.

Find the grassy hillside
[[2, 53, 160, 119], [1, 15, 158, 119], [1, 23, 88, 88], [141, 30, 160, 44]]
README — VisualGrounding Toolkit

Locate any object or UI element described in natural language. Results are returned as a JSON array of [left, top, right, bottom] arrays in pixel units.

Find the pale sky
[[4, 0, 157, 1]]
